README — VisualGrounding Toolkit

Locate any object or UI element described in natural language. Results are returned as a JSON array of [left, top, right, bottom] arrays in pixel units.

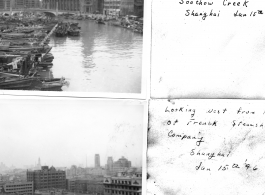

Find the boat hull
[[0, 78, 42, 90]]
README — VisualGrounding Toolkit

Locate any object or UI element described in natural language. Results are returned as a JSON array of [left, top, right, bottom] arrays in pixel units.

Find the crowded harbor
[[0, 0, 144, 92]]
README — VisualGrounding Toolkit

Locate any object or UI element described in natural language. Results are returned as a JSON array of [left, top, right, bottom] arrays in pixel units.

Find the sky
[[0, 97, 145, 169]]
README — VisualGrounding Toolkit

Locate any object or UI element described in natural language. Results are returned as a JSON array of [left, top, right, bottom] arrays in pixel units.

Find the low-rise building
[[86, 177, 104, 195], [0, 181, 33, 195], [103, 170, 142, 195], [66, 176, 104, 195], [66, 179, 75, 192]]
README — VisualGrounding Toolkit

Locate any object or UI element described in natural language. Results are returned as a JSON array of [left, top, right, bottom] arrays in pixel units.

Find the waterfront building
[[119, 0, 134, 16], [42, 0, 80, 11], [27, 166, 66, 190], [0, 0, 10, 10], [134, 0, 143, 17], [1, 181, 33, 195], [95, 154, 100, 168], [41, 0, 103, 13], [79, 0, 103, 14], [0, 0, 40, 10], [119, 0, 144, 17], [103, 170, 142, 195], [0, 1, 4, 9], [13, 0, 40, 9], [103, 0, 121, 16]]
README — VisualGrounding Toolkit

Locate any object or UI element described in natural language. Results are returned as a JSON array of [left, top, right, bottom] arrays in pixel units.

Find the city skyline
[[18, 154, 140, 170], [0, 97, 145, 169]]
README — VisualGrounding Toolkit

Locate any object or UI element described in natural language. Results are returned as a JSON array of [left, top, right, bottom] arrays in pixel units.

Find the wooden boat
[[0, 76, 42, 90], [36, 78, 67, 91], [37, 81, 63, 91], [0, 33, 31, 39], [68, 29, 80, 36], [96, 20, 105, 25], [2, 29, 13, 33], [55, 30, 67, 37], [18, 29, 35, 34], [0, 41, 10, 50], [70, 22, 79, 26], [42, 53, 54, 62], [37, 62, 53, 68]]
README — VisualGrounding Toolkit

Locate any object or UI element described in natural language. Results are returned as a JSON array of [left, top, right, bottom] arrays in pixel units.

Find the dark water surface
[[48, 20, 143, 93]]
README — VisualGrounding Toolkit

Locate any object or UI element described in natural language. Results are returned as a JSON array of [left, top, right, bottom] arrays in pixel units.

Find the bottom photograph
[[0, 97, 146, 195]]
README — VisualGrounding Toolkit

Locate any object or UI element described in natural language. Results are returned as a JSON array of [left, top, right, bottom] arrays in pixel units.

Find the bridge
[[0, 8, 80, 17]]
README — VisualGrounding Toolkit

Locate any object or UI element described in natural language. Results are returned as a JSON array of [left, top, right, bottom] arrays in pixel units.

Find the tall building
[[27, 166, 66, 190], [35, 157, 41, 170], [1, 181, 33, 195], [106, 157, 113, 170], [95, 154, 100, 168]]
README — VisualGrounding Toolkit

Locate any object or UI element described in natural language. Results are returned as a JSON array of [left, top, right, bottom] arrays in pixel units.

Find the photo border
[[0, 0, 151, 100]]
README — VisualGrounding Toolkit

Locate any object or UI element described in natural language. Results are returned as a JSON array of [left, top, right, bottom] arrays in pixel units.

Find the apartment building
[[27, 166, 66, 191]]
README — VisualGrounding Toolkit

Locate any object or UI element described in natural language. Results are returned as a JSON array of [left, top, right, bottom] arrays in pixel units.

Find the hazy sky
[[0, 97, 145, 169]]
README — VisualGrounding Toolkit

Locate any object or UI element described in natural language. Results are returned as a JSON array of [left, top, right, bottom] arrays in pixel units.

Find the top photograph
[[0, 0, 146, 98]]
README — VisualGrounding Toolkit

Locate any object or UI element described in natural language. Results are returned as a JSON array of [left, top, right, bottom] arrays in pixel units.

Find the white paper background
[[148, 99, 265, 195], [151, 0, 265, 98]]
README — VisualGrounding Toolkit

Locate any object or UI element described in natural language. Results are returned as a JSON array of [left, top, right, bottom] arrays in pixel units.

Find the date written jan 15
[[195, 160, 258, 171]]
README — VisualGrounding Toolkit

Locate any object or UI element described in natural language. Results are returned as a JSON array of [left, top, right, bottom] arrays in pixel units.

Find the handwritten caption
[[164, 104, 263, 172], [179, 0, 263, 20]]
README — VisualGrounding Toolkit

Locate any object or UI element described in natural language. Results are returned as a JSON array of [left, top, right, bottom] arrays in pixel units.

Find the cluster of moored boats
[[60, 13, 143, 34], [55, 22, 81, 37], [0, 13, 68, 91]]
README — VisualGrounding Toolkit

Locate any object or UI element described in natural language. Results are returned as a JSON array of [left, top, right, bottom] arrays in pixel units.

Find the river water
[[46, 20, 143, 93]]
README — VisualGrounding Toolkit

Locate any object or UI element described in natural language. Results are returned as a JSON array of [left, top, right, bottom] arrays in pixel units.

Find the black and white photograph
[[0, 0, 146, 97], [0, 96, 146, 195]]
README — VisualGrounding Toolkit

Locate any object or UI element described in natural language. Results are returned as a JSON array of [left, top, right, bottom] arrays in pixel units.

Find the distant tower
[[107, 157, 113, 171], [95, 154, 100, 168], [35, 157, 41, 170]]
